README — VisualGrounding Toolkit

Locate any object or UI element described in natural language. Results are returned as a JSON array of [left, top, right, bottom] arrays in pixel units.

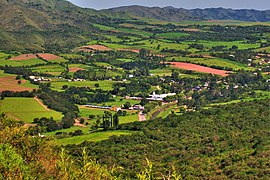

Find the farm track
[[150, 102, 177, 120], [34, 97, 49, 111]]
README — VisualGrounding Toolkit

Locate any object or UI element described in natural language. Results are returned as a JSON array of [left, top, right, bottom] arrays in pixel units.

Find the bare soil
[[168, 62, 230, 77]]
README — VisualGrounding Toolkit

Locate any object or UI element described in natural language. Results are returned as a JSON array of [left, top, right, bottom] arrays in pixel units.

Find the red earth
[[168, 62, 230, 77], [0, 76, 35, 92], [9, 54, 38, 60], [69, 67, 85, 73], [37, 53, 61, 61], [81, 45, 112, 51]]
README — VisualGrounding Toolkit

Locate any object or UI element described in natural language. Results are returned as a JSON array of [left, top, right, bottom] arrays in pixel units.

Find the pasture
[[0, 52, 10, 60], [182, 40, 260, 50], [0, 97, 63, 123], [50, 80, 116, 91], [60, 53, 84, 59], [31, 64, 66, 75], [0, 58, 47, 67], [157, 32, 189, 39], [79, 106, 139, 125], [51, 131, 132, 145], [150, 68, 173, 76]]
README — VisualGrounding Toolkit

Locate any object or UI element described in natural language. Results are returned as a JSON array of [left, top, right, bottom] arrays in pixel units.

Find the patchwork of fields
[[0, 18, 269, 146]]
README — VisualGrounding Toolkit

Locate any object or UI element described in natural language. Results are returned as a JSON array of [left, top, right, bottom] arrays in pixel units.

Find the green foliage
[[67, 99, 270, 179], [0, 143, 32, 180]]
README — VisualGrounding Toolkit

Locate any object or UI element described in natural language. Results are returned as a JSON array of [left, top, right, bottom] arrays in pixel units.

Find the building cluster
[[29, 76, 51, 82]]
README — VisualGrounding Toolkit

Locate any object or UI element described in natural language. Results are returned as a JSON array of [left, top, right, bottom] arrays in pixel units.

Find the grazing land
[[0, 58, 47, 67], [0, 97, 63, 123], [52, 131, 132, 146], [50, 80, 116, 91], [31, 64, 66, 75]]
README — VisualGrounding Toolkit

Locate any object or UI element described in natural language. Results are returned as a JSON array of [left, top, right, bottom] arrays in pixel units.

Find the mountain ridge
[[104, 5, 270, 22], [0, 0, 270, 51]]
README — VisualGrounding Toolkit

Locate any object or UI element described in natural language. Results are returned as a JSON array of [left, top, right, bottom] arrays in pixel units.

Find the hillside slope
[[0, 0, 100, 51], [1, 1, 270, 51], [105, 6, 270, 22]]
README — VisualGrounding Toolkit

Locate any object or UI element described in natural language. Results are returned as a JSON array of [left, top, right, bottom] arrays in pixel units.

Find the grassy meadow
[[0, 97, 63, 123], [50, 131, 132, 145], [50, 80, 116, 91]]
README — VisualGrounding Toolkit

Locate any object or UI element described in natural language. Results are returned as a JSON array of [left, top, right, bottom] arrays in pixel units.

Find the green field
[[50, 80, 116, 91], [79, 107, 139, 125], [156, 105, 179, 119], [45, 126, 91, 136], [0, 97, 63, 123], [0, 52, 10, 60], [0, 58, 47, 67], [98, 96, 141, 107], [60, 53, 84, 59], [46, 58, 68, 64], [150, 68, 173, 76], [0, 70, 11, 77], [182, 40, 260, 50], [157, 32, 189, 39], [31, 64, 66, 75], [254, 46, 270, 53], [51, 130, 132, 145]]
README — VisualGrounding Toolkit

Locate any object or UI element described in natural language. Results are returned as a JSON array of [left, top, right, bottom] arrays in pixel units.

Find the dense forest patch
[[67, 99, 270, 179]]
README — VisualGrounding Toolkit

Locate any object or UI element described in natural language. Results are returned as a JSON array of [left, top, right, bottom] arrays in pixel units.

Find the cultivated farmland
[[0, 71, 38, 92], [0, 97, 63, 123], [168, 62, 230, 76]]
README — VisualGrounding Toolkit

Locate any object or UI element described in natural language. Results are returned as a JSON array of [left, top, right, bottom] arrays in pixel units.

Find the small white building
[[147, 92, 176, 101]]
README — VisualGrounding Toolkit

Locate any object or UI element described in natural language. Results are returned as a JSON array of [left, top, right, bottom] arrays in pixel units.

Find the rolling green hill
[[1, 0, 269, 52], [0, 0, 101, 51]]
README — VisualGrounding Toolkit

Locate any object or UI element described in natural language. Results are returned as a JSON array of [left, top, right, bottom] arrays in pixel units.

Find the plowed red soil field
[[168, 62, 230, 77], [0, 76, 34, 92], [9, 54, 38, 60], [81, 45, 112, 51], [37, 53, 61, 61], [69, 67, 85, 72]]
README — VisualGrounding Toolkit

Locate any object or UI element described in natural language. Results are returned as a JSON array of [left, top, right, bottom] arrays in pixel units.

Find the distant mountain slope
[[0, 0, 100, 51], [1, 0, 269, 51], [105, 6, 270, 22]]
